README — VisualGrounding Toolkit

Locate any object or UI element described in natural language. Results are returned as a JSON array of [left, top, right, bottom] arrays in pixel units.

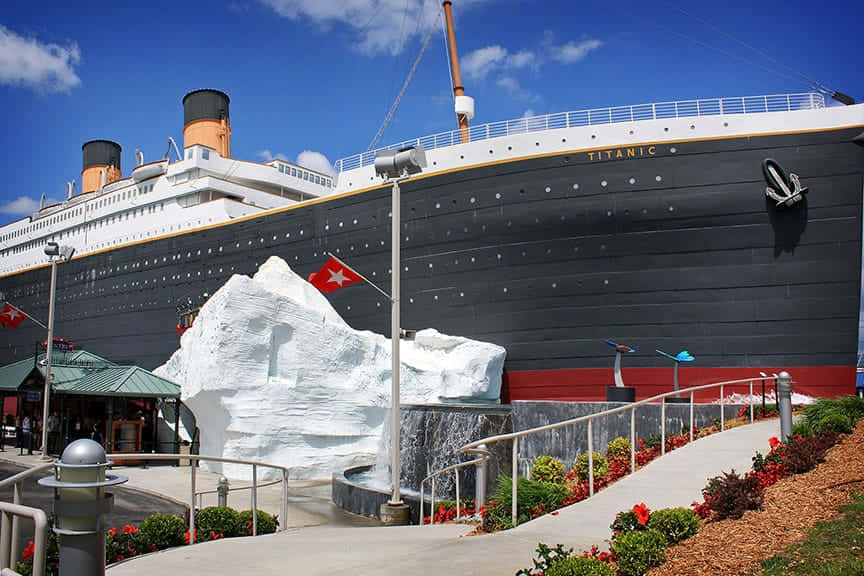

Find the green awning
[[0, 349, 180, 399]]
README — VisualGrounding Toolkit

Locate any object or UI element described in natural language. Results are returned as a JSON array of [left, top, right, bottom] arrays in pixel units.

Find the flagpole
[[2, 301, 48, 330], [326, 253, 392, 302]]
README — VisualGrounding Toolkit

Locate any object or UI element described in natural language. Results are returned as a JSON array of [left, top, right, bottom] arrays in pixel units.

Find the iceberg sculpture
[[154, 256, 505, 480]]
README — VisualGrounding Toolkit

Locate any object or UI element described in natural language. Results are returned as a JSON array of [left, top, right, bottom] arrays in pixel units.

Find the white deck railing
[[419, 374, 781, 526], [335, 93, 824, 173]]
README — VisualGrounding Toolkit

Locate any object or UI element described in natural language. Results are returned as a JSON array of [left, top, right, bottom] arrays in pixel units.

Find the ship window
[[291, 168, 296, 177], [202, 149, 210, 160], [187, 149, 193, 159], [303, 172, 309, 181], [279, 165, 285, 173]]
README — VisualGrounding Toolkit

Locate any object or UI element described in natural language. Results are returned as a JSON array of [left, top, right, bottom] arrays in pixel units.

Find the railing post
[[689, 391, 695, 443], [588, 420, 594, 497], [652, 103, 657, 120], [31, 510, 47, 576], [455, 471, 461, 521], [810, 93, 815, 109], [787, 94, 791, 111], [11, 481, 20, 566], [630, 408, 636, 472], [720, 384, 725, 431], [280, 469, 289, 532], [511, 436, 518, 526], [419, 482, 425, 526], [430, 478, 436, 525], [475, 443, 488, 512], [189, 461, 196, 544], [764, 95, 768, 111], [0, 510, 10, 570], [661, 399, 666, 455], [251, 464, 258, 536], [749, 381, 754, 423]]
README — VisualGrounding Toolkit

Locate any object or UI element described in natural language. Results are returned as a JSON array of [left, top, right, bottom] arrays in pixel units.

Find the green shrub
[[814, 412, 853, 435], [196, 506, 239, 540], [237, 509, 277, 535], [611, 528, 667, 576], [532, 455, 566, 484], [138, 514, 186, 550], [485, 476, 567, 530], [646, 507, 700, 544], [803, 396, 864, 432], [546, 556, 616, 576], [703, 471, 762, 520], [606, 437, 631, 461], [791, 419, 813, 438], [573, 452, 609, 483]]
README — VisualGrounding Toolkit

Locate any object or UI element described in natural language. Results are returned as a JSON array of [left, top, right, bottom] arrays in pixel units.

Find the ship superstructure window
[[202, 149, 210, 160]]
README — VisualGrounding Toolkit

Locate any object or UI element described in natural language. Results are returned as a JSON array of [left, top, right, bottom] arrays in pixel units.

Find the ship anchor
[[763, 158, 807, 207]]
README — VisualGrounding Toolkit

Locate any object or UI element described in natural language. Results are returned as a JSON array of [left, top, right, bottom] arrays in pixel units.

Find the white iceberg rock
[[154, 256, 505, 480]]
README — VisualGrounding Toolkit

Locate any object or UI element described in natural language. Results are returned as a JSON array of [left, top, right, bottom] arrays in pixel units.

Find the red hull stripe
[[502, 366, 856, 403]]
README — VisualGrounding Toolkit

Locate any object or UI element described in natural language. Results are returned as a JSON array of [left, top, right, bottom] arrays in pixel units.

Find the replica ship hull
[[1, 126, 862, 400]]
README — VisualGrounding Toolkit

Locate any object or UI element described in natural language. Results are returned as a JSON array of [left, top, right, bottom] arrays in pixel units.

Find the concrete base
[[606, 386, 636, 402], [379, 502, 411, 526]]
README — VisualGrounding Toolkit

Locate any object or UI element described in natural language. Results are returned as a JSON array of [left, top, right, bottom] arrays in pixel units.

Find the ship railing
[[335, 92, 824, 173], [418, 374, 781, 527]]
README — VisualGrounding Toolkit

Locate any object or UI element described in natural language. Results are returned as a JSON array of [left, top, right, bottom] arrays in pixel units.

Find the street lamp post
[[41, 242, 74, 461], [374, 146, 425, 525]]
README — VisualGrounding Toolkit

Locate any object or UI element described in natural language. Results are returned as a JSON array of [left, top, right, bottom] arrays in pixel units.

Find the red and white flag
[[0, 303, 26, 328], [309, 257, 363, 293]]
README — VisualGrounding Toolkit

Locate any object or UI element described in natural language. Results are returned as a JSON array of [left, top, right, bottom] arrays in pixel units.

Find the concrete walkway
[[107, 418, 781, 576]]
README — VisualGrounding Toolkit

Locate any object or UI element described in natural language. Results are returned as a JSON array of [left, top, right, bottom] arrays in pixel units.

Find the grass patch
[[752, 492, 864, 576]]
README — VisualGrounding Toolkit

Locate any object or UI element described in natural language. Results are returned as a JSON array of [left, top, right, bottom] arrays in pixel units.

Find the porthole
[[470, 197, 476, 204], [690, 125, 695, 130], [573, 183, 579, 190], [670, 147, 677, 153], [409, 298, 414, 304], [668, 206, 675, 212], [495, 193, 501, 199], [601, 180, 608, 187], [545, 186, 551, 193], [656, 175, 663, 182], [507, 146, 512, 151], [628, 177, 636, 184], [664, 127, 669, 132], [535, 142, 540, 147], [489, 150, 494, 155], [561, 138, 567, 143], [503, 287, 508, 293]]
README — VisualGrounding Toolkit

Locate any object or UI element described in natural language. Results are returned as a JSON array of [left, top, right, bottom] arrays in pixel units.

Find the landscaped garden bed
[[15, 506, 278, 576], [510, 395, 864, 576]]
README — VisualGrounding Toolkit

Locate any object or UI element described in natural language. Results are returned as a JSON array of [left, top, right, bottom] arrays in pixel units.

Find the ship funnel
[[182, 89, 230, 157], [82, 140, 122, 194]]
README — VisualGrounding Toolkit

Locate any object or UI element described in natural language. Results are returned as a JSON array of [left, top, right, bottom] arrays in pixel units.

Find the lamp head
[[59, 246, 75, 261], [44, 242, 59, 257], [374, 145, 426, 179]]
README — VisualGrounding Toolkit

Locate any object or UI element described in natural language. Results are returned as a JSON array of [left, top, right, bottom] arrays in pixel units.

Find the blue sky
[[1, 0, 861, 223]]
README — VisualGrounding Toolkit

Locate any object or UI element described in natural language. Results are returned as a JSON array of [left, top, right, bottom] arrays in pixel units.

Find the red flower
[[768, 437, 781, 449], [122, 524, 138, 534], [22, 541, 34, 560], [632, 503, 651, 526], [107, 527, 117, 537], [183, 529, 197, 544]]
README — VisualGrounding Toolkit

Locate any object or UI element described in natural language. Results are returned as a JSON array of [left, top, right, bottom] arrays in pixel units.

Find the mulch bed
[[648, 419, 864, 576]]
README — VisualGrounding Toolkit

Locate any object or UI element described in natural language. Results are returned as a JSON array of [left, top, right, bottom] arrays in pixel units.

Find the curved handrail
[[419, 373, 778, 526], [108, 453, 291, 541], [0, 463, 55, 491]]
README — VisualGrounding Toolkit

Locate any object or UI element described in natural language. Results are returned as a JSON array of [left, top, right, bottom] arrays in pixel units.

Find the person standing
[[22, 414, 31, 455], [47, 412, 59, 456]]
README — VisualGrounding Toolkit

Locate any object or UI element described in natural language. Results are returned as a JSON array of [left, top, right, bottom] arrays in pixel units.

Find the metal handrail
[[195, 478, 281, 510], [419, 374, 778, 526], [108, 453, 291, 542], [334, 93, 823, 172], [0, 502, 48, 576], [0, 462, 55, 571], [419, 454, 489, 525]]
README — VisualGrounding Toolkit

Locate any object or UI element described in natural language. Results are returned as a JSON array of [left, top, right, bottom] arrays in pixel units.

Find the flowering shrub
[[580, 544, 616, 564], [423, 500, 477, 524], [690, 500, 711, 519], [139, 513, 186, 549], [610, 504, 651, 538], [545, 556, 616, 576], [485, 476, 567, 530], [196, 506, 240, 540], [516, 543, 573, 576], [106, 524, 145, 564], [237, 509, 278, 536], [531, 455, 566, 485]]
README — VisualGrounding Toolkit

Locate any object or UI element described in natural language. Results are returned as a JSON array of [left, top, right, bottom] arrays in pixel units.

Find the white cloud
[[461, 45, 536, 81], [296, 150, 335, 177], [260, 0, 451, 55], [257, 149, 288, 161], [550, 38, 602, 64], [0, 25, 81, 93], [522, 109, 535, 118], [0, 196, 61, 215], [496, 75, 538, 102]]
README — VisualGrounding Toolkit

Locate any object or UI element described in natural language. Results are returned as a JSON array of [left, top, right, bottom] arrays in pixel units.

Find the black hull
[[1, 127, 862, 396]]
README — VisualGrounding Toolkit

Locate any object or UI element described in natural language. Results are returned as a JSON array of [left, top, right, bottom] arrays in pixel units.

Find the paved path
[[108, 419, 781, 576]]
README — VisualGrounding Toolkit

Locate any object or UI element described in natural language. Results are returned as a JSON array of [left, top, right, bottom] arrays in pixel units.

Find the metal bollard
[[777, 371, 793, 442], [474, 444, 487, 511], [39, 439, 128, 576], [217, 476, 229, 508]]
